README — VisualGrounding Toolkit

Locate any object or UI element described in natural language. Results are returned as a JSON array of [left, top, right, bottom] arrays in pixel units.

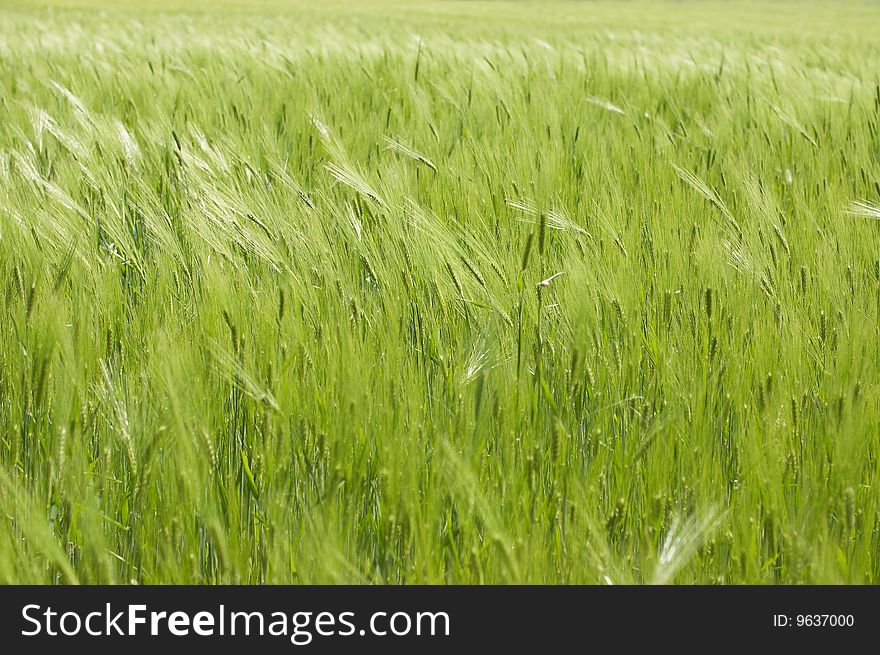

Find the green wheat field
[[1, 0, 880, 584]]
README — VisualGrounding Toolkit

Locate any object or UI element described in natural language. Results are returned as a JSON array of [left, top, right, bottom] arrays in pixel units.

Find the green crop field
[[1, 0, 879, 585]]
